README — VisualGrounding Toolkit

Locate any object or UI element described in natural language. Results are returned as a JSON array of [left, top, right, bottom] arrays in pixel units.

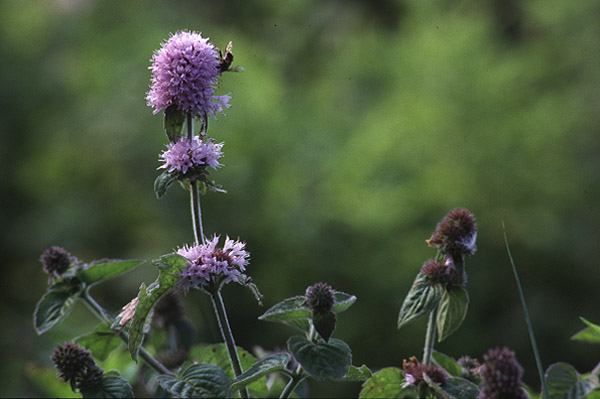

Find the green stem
[[209, 287, 248, 398], [503, 223, 548, 399], [423, 307, 437, 366], [186, 114, 205, 245], [81, 290, 173, 375], [280, 373, 304, 399]]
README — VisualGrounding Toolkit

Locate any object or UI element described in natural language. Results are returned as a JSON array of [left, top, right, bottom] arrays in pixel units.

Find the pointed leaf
[[231, 353, 291, 392], [580, 318, 600, 338], [546, 362, 599, 399], [80, 370, 133, 398], [157, 362, 232, 398], [398, 272, 444, 329], [287, 336, 351, 380], [78, 259, 145, 286], [442, 376, 480, 399], [359, 368, 417, 398], [432, 351, 463, 377], [129, 253, 187, 361], [34, 281, 82, 334], [571, 327, 600, 344], [436, 285, 469, 342], [313, 310, 336, 342], [164, 104, 186, 142], [189, 344, 268, 398], [75, 325, 121, 361], [342, 364, 373, 381], [332, 291, 358, 313], [154, 170, 179, 198]]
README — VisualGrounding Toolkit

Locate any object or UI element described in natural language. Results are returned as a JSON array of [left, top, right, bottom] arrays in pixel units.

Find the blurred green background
[[1, 0, 599, 397]]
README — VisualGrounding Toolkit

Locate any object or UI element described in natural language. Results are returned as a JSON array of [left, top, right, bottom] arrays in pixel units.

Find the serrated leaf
[[78, 259, 145, 286], [436, 285, 469, 342], [287, 336, 351, 380], [157, 362, 231, 398], [342, 364, 373, 381], [398, 273, 444, 329], [580, 318, 600, 338], [80, 370, 133, 398], [34, 281, 82, 335], [129, 253, 187, 361], [75, 325, 121, 361], [154, 170, 179, 198], [546, 362, 599, 399], [258, 291, 357, 332], [359, 367, 417, 398], [441, 376, 480, 399], [189, 344, 268, 398], [432, 351, 462, 377], [313, 310, 336, 342], [571, 327, 600, 344], [164, 104, 186, 142], [231, 353, 291, 392]]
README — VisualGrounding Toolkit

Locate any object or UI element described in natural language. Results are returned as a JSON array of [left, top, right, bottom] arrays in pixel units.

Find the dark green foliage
[[34, 281, 82, 335], [80, 370, 133, 398], [231, 353, 291, 392], [436, 286, 469, 342], [156, 362, 231, 398], [163, 105, 186, 142], [545, 363, 599, 399], [287, 336, 351, 380], [397, 272, 444, 329], [75, 325, 122, 361], [79, 259, 145, 286], [359, 368, 417, 398]]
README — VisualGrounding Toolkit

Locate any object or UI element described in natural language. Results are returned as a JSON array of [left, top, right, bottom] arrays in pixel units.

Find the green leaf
[[189, 344, 269, 398], [545, 362, 599, 399], [432, 351, 462, 377], [78, 259, 145, 286], [79, 370, 133, 398], [580, 318, 600, 338], [154, 170, 179, 199], [313, 310, 337, 342], [231, 353, 291, 392], [398, 273, 444, 329], [441, 376, 480, 399], [436, 285, 469, 342], [571, 327, 600, 344], [359, 367, 417, 398], [157, 362, 232, 398], [75, 325, 122, 361], [258, 291, 357, 332], [342, 364, 373, 381], [34, 281, 82, 334], [287, 336, 351, 380], [129, 253, 187, 361], [164, 104, 186, 142]]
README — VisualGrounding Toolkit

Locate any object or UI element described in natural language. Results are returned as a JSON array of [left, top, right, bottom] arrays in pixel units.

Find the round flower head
[[402, 356, 447, 388], [479, 347, 527, 399], [147, 30, 231, 117], [177, 235, 249, 291], [40, 246, 73, 277], [427, 208, 478, 258], [304, 282, 336, 313], [159, 135, 224, 175], [421, 259, 464, 287], [51, 342, 102, 391]]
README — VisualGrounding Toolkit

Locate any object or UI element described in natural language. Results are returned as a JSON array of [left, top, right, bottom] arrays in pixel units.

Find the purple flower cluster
[[177, 235, 249, 290], [147, 31, 231, 117], [479, 347, 527, 399], [402, 356, 447, 388], [159, 135, 223, 174]]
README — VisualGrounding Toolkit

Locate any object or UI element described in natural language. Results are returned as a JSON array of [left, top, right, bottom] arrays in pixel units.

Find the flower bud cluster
[[40, 246, 74, 277], [479, 347, 527, 399], [51, 342, 103, 392], [420, 259, 464, 287], [402, 356, 447, 387], [304, 282, 335, 313], [427, 208, 477, 259]]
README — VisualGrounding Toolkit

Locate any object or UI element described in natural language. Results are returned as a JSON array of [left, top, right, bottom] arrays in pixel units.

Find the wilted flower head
[[116, 297, 139, 326], [427, 208, 477, 258], [147, 30, 231, 117], [421, 259, 464, 286], [304, 282, 336, 313], [40, 246, 73, 277], [178, 235, 249, 290], [402, 356, 447, 387], [159, 135, 223, 175], [479, 347, 527, 399], [51, 342, 103, 391]]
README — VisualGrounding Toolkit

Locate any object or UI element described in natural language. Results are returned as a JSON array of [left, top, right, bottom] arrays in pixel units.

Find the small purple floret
[[177, 235, 249, 290], [159, 135, 223, 174], [147, 31, 231, 117]]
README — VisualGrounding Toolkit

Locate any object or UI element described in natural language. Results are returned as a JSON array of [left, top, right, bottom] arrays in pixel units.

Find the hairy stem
[[503, 223, 548, 399], [186, 113, 205, 245], [209, 288, 248, 398], [81, 290, 173, 375], [280, 373, 304, 399], [423, 307, 437, 366]]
